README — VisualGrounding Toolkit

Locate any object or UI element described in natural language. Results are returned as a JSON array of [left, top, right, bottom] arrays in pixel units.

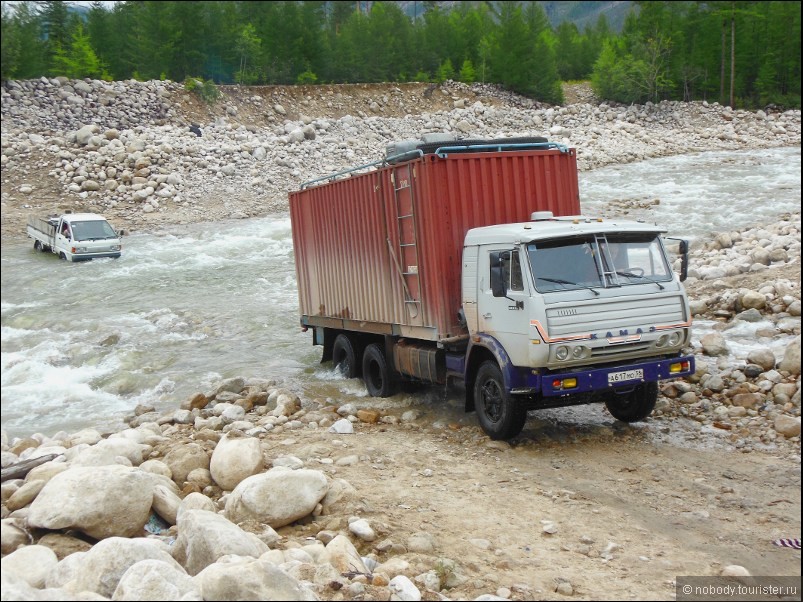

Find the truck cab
[[459, 212, 694, 438], [29, 213, 123, 261]]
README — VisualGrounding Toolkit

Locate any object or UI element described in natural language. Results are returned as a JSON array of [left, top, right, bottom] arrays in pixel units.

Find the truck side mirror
[[678, 239, 688, 282], [489, 252, 506, 297], [665, 237, 689, 282]]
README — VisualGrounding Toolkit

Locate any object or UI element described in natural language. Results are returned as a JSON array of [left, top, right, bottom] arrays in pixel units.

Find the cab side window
[[498, 250, 524, 292]]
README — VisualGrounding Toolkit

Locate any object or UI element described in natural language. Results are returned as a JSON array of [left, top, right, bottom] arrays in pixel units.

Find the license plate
[[608, 369, 643, 384]]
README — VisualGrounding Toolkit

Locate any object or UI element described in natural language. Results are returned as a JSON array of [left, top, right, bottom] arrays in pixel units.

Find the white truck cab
[[27, 213, 123, 262], [459, 212, 693, 438]]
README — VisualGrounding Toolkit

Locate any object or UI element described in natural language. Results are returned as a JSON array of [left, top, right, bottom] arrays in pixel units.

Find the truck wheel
[[604, 382, 658, 422], [332, 334, 360, 378], [362, 344, 396, 397], [59, 252, 67, 260], [474, 361, 526, 440], [34, 240, 42, 251]]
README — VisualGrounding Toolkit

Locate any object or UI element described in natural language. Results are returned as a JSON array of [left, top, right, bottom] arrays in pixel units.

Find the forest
[[1, 1, 800, 109]]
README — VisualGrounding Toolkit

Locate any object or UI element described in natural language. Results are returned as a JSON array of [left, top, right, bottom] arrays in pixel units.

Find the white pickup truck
[[27, 213, 124, 261]]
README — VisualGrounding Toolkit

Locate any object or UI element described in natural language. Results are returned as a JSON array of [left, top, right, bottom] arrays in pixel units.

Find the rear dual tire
[[362, 343, 397, 397], [332, 334, 360, 379]]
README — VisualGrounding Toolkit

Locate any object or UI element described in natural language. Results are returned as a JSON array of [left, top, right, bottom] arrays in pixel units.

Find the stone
[[389, 575, 422, 601], [321, 534, 368, 574], [746, 349, 776, 371], [195, 557, 311, 601], [28, 465, 153, 539], [163, 443, 209, 486], [152, 483, 182, 525], [774, 415, 801, 438], [349, 518, 377, 541], [777, 336, 801, 375], [1, 518, 31, 554], [701, 333, 729, 356], [172, 509, 269, 576], [740, 290, 766, 309], [112, 559, 200, 601], [65, 536, 182, 598], [225, 468, 329, 528], [1, 544, 58, 588], [209, 432, 263, 491]]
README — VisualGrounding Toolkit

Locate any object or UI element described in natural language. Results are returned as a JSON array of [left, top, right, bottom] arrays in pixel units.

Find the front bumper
[[538, 355, 695, 397]]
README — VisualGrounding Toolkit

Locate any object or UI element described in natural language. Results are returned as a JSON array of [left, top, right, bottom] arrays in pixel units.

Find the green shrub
[[296, 69, 318, 85], [200, 79, 221, 104]]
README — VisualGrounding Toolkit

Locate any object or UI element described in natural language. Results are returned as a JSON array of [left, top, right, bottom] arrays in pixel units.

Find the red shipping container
[[289, 147, 581, 343]]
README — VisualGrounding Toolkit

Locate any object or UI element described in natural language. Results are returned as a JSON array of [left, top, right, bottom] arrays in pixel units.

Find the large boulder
[[195, 557, 314, 601], [1, 544, 58, 588], [172, 509, 269, 576], [63, 537, 181, 599], [224, 468, 329, 528], [28, 465, 154, 539], [209, 432, 263, 491], [112, 559, 200, 601]]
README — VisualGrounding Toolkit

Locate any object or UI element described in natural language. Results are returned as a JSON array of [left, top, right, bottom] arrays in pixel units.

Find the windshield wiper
[[537, 277, 600, 296], [614, 271, 665, 290]]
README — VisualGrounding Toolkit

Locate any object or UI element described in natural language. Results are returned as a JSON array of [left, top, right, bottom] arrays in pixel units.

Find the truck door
[[478, 248, 530, 366], [58, 219, 71, 240]]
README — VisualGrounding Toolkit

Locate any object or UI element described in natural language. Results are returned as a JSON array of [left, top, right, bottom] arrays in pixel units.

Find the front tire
[[473, 361, 526, 440], [34, 240, 42, 251], [332, 334, 360, 379], [604, 382, 658, 422], [362, 343, 396, 397]]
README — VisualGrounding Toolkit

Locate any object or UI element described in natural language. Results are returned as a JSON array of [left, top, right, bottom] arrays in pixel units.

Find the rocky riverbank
[[1, 77, 800, 241], [1, 79, 801, 601]]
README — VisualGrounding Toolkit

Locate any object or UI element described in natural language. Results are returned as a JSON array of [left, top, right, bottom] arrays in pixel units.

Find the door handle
[[483, 313, 492, 319]]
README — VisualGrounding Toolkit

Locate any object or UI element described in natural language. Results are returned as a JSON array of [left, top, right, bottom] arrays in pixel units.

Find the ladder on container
[[390, 164, 421, 318], [594, 233, 620, 287]]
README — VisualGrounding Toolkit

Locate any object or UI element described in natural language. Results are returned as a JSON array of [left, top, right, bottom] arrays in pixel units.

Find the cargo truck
[[289, 138, 695, 439], [27, 213, 123, 261]]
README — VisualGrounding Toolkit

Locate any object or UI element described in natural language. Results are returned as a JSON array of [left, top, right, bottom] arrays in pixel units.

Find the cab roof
[[62, 213, 108, 222], [464, 215, 666, 246]]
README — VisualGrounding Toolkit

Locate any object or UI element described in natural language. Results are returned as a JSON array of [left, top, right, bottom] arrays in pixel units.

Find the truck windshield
[[527, 234, 672, 293], [71, 220, 117, 241]]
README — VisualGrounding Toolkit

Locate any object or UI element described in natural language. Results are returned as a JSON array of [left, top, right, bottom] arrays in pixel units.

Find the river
[[1, 147, 800, 439]]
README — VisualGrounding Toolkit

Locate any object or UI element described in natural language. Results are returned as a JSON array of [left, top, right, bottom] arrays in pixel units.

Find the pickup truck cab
[[27, 213, 123, 261]]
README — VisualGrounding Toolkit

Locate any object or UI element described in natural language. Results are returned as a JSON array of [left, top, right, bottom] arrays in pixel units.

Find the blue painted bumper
[[538, 355, 695, 397]]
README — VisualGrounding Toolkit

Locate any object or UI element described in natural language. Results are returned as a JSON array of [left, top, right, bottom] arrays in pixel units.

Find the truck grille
[[545, 295, 686, 339]]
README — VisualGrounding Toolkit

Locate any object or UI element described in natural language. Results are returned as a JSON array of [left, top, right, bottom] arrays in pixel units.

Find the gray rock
[[112, 559, 200, 601], [172, 509, 269, 576], [65, 537, 181, 598], [28, 465, 153, 539], [778, 336, 801, 375], [746, 349, 777, 371], [224, 468, 329, 528], [1, 544, 58, 588], [700, 333, 730, 356], [195, 557, 313, 601], [209, 432, 263, 491]]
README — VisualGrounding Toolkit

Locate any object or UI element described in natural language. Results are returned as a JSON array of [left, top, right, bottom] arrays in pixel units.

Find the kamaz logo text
[[590, 326, 656, 340]]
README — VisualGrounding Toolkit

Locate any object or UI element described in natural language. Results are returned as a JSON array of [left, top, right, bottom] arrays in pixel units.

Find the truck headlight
[[668, 331, 681, 346], [572, 346, 590, 359], [555, 346, 570, 361], [656, 334, 669, 347]]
